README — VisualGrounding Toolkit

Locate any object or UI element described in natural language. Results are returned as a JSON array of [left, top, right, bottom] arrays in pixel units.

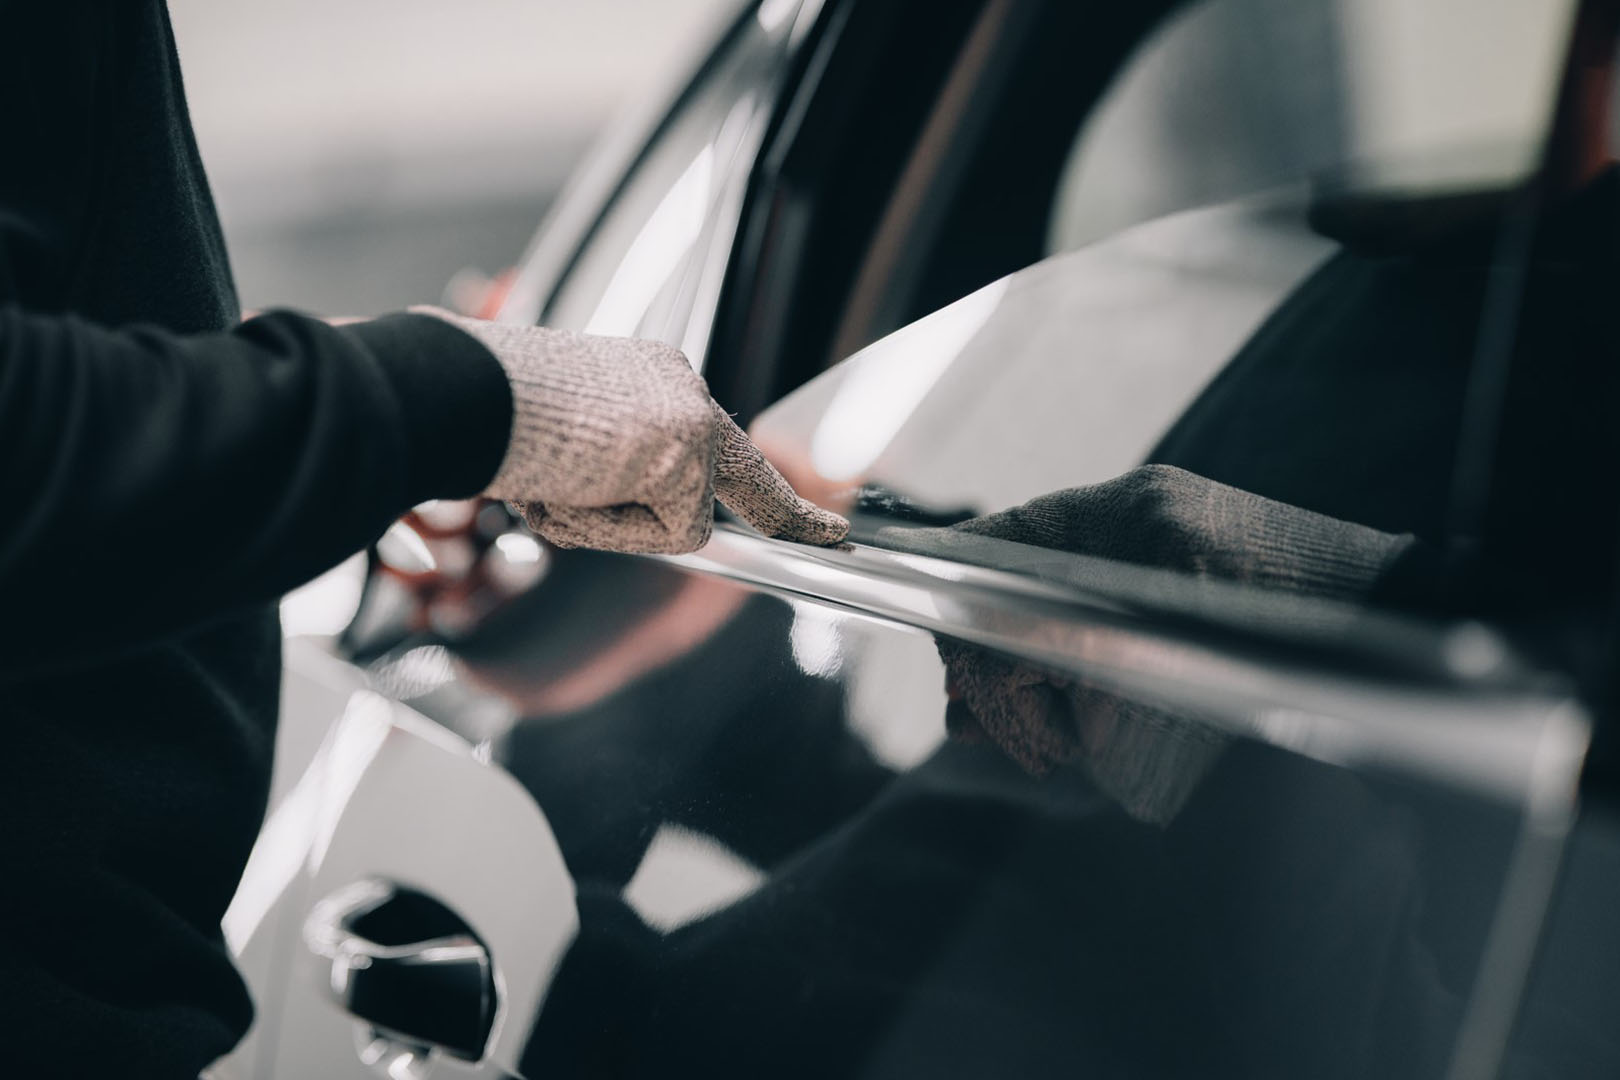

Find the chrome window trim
[[663, 524, 1590, 809]]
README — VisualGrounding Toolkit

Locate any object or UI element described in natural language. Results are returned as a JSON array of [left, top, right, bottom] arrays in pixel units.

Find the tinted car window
[[1049, 0, 1571, 252], [721, 4, 1617, 1073], [542, 0, 814, 363], [757, 0, 1598, 623]]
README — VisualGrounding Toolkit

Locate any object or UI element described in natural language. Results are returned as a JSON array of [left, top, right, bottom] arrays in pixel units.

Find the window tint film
[[756, 0, 1606, 634]]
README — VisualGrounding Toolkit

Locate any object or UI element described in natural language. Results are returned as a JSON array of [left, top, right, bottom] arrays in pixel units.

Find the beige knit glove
[[416, 308, 849, 554]]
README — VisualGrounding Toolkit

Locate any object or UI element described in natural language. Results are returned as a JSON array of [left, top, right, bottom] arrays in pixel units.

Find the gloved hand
[[911, 466, 1415, 823], [949, 464, 1413, 599], [940, 646, 1224, 825], [417, 308, 849, 554]]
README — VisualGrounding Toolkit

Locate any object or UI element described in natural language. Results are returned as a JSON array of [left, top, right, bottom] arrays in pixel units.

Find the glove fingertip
[[769, 502, 851, 547]]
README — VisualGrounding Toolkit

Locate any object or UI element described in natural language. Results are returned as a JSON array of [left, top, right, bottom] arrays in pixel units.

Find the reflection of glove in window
[[951, 465, 1412, 599], [928, 466, 1414, 824], [941, 645, 1225, 825], [418, 308, 848, 554]]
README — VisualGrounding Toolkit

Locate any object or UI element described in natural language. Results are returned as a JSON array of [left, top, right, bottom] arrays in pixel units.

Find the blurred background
[[168, 0, 735, 317]]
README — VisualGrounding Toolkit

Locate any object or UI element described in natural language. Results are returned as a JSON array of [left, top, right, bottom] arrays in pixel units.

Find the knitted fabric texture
[[951, 464, 1410, 599], [933, 466, 1413, 823], [418, 308, 848, 554]]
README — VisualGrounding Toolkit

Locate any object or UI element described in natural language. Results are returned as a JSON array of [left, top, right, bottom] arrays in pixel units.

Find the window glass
[[734, 10, 1615, 1070], [755, 0, 1606, 631], [543, 0, 808, 362], [1048, 0, 1573, 252]]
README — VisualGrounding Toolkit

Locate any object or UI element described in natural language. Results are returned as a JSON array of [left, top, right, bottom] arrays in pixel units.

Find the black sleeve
[[0, 306, 513, 673]]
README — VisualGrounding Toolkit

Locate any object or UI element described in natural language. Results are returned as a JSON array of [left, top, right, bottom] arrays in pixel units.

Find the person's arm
[[0, 305, 512, 671], [1, 303, 849, 676]]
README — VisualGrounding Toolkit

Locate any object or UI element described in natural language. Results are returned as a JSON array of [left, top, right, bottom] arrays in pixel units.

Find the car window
[[800, 0, 1576, 396], [755, 0, 1606, 634], [730, 11, 1614, 1070], [1048, 0, 1572, 253], [541, 0, 816, 365]]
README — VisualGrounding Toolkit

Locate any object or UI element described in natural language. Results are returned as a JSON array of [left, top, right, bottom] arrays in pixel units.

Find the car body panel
[[216, 646, 574, 1080]]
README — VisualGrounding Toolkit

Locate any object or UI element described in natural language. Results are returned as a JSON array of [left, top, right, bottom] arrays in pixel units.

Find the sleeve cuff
[[342, 312, 514, 503]]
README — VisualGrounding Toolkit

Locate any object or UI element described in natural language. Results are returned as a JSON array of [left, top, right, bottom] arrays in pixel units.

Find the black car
[[216, 0, 1620, 1076]]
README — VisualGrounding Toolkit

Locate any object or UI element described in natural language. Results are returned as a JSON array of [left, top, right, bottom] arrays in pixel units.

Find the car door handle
[[304, 879, 497, 1066]]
